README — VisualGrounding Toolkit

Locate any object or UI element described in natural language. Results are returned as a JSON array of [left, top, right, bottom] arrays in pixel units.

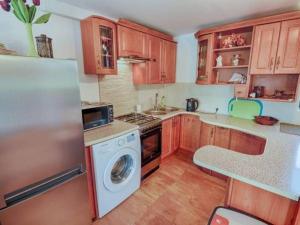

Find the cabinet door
[[275, 19, 300, 74], [199, 122, 215, 147], [81, 18, 117, 75], [196, 34, 214, 84], [162, 41, 177, 83], [250, 23, 281, 74], [172, 116, 181, 152], [162, 118, 173, 159], [229, 130, 266, 155], [148, 35, 163, 84], [117, 25, 147, 58], [180, 115, 200, 152], [213, 126, 231, 148]]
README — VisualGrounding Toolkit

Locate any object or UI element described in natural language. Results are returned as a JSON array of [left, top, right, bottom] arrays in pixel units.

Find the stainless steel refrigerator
[[0, 55, 91, 225]]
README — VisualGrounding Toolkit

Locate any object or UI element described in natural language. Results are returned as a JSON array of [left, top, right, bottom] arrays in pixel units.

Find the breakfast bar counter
[[193, 113, 300, 201]]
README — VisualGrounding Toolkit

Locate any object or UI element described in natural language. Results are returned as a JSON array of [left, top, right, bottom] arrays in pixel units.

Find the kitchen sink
[[144, 110, 168, 115], [144, 107, 180, 116]]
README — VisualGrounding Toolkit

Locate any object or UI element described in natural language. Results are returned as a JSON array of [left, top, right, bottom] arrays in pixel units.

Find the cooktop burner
[[115, 113, 161, 132]]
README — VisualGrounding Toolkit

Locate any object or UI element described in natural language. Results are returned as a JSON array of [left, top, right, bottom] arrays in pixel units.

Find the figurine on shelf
[[216, 55, 223, 67], [232, 54, 241, 66]]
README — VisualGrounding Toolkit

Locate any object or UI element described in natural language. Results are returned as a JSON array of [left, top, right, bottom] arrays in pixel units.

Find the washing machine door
[[103, 147, 138, 192]]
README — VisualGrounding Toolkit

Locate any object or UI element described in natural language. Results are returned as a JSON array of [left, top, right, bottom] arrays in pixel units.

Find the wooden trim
[[118, 19, 175, 42], [195, 10, 300, 37], [89, 15, 116, 24], [84, 146, 98, 220]]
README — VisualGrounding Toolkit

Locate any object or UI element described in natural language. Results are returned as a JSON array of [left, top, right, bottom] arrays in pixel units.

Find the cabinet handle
[[269, 57, 274, 70], [152, 58, 156, 62], [276, 56, 280, 70]]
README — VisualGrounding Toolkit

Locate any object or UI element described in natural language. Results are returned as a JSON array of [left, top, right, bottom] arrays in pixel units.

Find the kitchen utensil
[[186, 98, 199, 112], [254, 116, 279, 126], [228, 98, 263, 120]]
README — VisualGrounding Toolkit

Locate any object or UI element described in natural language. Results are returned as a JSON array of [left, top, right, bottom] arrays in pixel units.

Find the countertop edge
[[193, 153, 299, 201], [84, 125, 139, 147]]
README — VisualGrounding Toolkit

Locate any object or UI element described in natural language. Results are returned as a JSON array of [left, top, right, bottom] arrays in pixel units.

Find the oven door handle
[[141, 126, 161, 137]]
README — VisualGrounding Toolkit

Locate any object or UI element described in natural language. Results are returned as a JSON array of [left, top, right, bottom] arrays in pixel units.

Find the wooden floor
[[94, 151, 227, 225]]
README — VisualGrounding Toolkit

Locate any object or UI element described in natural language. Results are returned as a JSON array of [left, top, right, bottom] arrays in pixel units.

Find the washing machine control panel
[[127, 133, 136, 142]]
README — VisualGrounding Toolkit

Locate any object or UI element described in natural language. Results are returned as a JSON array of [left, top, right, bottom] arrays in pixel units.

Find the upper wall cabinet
[[195, 11, 300, 102], [80, 17, 118, 75], [250, 23, 281, 74], [251, 19, 300, 75], [117, 19, 177, 85], [162, 40, 177, 83], [117, 25, 148, 58], [196, 34, 214, 84], [276, 19, 300, 74]]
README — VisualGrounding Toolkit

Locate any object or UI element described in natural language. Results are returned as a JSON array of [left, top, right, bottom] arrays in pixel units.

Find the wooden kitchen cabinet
[[250, 22, 281, 75], [162, 116, 181, 160], [275, 19, 300, 74], [162, 118, 173, 159], [117, 25, 148, 58], [227, 179, 298, 225], [133, 37, 177, 84], [199, 122, 215, 147], [214, 126, 231, 148], [172, 116, 181, 151], [251, 19, 300, 75], [229, 130, 266, 155], [180, 115, 201, 152], [196, 34, 214, 84], [162, 40, 177, 83], [81, 16, 118, 75], [148, 35, 164, 83]]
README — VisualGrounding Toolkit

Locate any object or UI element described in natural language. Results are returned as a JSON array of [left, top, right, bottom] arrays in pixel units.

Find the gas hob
[[115, 113, 161, 133]]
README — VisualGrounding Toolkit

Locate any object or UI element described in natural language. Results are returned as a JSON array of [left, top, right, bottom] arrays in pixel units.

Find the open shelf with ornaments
[[212, 26, 253, 85], [248, 74, 300, 102]]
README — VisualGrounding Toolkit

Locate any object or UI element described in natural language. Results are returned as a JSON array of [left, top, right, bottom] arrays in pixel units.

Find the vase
[[24, 23, 38, 57]]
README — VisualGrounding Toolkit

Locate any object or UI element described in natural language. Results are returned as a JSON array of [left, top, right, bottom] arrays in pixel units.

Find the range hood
[[118, 55, 151, 64]]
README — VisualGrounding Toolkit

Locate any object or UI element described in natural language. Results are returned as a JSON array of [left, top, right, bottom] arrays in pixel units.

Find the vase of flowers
[[0, 0, 51, 57]]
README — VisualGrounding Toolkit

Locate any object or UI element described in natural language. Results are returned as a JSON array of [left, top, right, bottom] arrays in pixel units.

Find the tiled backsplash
[[98, 62, 139, 116]]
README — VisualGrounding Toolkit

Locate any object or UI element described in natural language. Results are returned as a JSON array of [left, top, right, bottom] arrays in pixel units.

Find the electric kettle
[[186, 98, 199, 112]]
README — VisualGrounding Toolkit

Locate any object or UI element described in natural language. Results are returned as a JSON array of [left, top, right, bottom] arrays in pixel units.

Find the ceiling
[[61, 0, 299, 36]]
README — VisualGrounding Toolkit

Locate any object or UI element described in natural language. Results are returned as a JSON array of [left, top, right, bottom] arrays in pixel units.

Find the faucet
[[154, 93, 159, 110]]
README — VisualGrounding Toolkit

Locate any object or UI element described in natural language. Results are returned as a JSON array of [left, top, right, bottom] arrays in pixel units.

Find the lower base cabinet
[[229, 130, 266, 155], [227, 179, 298, 225], [162, 116, 181, 159], [179, 115, 201, 152]]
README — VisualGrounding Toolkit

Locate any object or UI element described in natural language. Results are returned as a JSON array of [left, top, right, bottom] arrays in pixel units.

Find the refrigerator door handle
[[3, 166, 84, 209]]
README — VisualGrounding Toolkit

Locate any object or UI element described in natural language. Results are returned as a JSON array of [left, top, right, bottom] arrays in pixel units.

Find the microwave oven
[[81, 102, 113, 130]]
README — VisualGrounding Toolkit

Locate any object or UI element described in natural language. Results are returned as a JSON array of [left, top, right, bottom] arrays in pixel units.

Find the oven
[[140, 125, 162, 179]]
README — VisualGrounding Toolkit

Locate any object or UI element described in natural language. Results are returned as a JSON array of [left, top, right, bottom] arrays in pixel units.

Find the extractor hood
[[118, 55, 151, 64]]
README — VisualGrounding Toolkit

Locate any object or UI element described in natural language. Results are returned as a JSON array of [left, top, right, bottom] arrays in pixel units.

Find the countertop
[[84, 120, 139, 147], [153, 110, 300, 201]]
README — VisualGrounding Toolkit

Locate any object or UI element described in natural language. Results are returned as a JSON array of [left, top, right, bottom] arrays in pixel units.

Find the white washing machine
[[92, 130, 141, 218]]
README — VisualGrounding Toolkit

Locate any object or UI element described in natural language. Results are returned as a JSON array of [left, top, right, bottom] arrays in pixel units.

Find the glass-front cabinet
[[81, 17, 118, 75], [197, 34, 214, 84]]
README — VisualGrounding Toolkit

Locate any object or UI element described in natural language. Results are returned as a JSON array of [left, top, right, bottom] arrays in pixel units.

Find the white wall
[[0, 1, 101, 102]]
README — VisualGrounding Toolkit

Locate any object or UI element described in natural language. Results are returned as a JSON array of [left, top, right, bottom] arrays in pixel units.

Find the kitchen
[[0, 0, 300, 225]]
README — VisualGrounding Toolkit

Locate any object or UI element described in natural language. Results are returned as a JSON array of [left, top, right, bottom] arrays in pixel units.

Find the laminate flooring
[[94, 151, 227, 225]]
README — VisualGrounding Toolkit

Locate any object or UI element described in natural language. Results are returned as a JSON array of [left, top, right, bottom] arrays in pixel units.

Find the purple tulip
[[0, 1, 10, 11], [32, 0, 40, 6]]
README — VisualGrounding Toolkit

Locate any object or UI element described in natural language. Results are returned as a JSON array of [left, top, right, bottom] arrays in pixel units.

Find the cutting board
[[228, 98, 263, 120]]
